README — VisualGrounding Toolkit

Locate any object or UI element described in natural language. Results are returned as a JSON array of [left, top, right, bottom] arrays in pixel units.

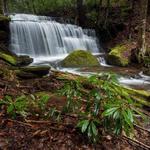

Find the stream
[[9, 14, 150, 92], [31, 55, 150, 92], [59, 66, 150, 91]]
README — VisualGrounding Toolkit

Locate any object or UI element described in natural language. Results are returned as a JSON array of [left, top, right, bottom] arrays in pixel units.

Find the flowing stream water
[[9, 14, 150, 91]]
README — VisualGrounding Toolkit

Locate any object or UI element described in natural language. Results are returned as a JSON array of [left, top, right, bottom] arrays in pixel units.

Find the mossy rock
[[0, 30, 8, 41], [17, 55, 33, 66], [107, 45, 131, 67], [61, 50, 100, 68], [16, 65, 51, 78], [0, 49, 33, 66], [15, 71, 40, 79], [0, 15, 10, 22]]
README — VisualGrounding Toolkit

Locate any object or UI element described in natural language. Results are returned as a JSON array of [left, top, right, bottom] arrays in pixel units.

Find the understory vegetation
[[0, 73, 147, 143]]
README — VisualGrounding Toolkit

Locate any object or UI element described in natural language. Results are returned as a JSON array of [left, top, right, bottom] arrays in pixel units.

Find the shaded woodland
[[0, 0, 150, 149]]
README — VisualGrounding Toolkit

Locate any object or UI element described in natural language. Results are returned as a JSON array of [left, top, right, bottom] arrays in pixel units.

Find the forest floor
[[0, 59, 150, 150]]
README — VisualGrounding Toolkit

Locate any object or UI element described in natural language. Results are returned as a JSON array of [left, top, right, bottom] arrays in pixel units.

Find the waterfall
[[9, 14, 100, 63]]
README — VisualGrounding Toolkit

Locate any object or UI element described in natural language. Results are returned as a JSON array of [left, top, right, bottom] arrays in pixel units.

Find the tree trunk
[[96, 0, 103, 26], [127, 0, 135, 40], [138, 0, 148, 62], [2, 0, 8, 15], [76, 0, 85, 26], [0, 0, 3, 14], [104, 0, 110, 27]]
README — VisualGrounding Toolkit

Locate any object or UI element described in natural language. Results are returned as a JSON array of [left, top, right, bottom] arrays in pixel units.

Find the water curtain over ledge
[[9, 14, 100, 59]]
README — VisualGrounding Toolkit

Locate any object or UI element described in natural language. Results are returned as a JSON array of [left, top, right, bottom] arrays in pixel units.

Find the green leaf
[[87, 123, 92, 137], [103, 107, 118, 117], [81, 120, 90, 133], [113, 110, 120, 119], [91, 122, 98, 136], [122, 110, 132, 127], [114, 119, 122, 135], [16, 95, 26, 102], [127, 108, 134, 123], [77, 120, 86, 128], [40, 95, 50, 103], [5, 95, 12, 102], [7, 104, 14, 114]]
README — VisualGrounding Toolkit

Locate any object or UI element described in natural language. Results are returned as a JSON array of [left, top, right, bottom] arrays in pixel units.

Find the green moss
[[61, 50, 100, 68], [114, 83, 150, 107], [35, 92, 53, 97], [0, 50, 33, 66], [0, 15, 10, 22], [0, 52, 17, 65], [107, 45, 130, 66]]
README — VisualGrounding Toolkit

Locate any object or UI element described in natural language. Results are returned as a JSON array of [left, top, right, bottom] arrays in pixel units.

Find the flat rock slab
[[0, 48, 33, 66], [16, 65, 51, 78]]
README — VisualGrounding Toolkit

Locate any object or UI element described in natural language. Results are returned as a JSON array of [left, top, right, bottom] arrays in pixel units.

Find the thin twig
[[123, 135, 150, 150], [7, 119, 33, 127], [134, 123, 150, 134]]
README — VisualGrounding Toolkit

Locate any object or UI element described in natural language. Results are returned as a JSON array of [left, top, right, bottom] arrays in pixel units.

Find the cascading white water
[[9, 14, 100, 63]]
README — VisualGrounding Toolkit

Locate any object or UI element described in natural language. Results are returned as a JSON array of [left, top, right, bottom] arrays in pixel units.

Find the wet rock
[[61, 50, 100, 67], [16, 71, 39, 79], [0, 49, 33, 66], [16, 65, 51, 78], [107, 43, 137, 67], [107, 45, 130, 66], [17, 55, 33, 66]]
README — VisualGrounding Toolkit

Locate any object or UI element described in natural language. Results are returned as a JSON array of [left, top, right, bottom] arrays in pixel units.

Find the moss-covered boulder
[[107, 45, 130, 66], [16, 65, 51, 78], [107, 43, 137, 67], [61, 50, 100, 67], [0, 49, 33, 66]]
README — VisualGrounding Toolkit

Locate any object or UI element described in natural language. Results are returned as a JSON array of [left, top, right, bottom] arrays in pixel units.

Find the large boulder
[[107, 43, 137, 67], [107, 45, 129, 66], [61, 50, 100, 67]]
